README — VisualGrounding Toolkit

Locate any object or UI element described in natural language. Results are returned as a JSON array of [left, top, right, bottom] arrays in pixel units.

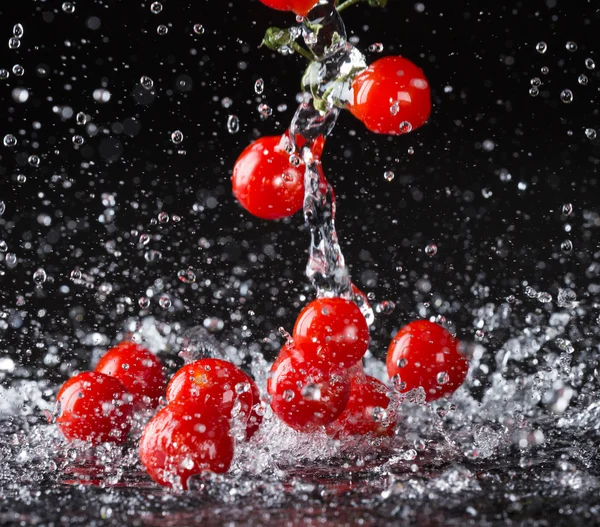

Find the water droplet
[[8, 37, 20, 50], [396, 358, 408, 368], [76, 112, 87, 125], [368, 42, 384, 53], [62, 2, 75, 13], [536, 41, 547, 54], [72, 135, 84, 145], [578, 74, 588, 86], [585, 58, 596, 70], [16, 174, 26, 184], [541, 66, 549, 75], [254, 78, 264, 94], [302, 383, 321, 401], [372, 406, 387, 422], [0, 202, 5, 216], [177, 268, 196, 283], [28, 155, 40, 167], [150, 2, 163, 14], [158, 211, 169, 223], [560, 89, 573, 103], [0, 69, 9, 80], [33, 268, 47, 285], [538, 292, 553, 303], [482, 188, 493, 199], [529, 86, 539, 96], [399, 121, 413, 134], [193, 24, 205, 35], [144, 250, 162, 262], [561, 239, 573, 253], [283, 389, 295, 402], [390, 101, 399, 115], [5, 253, 17, 266], [70, 269, 82, 281], [140, 76, 154, 90], [3, 135, 17, 147], [12, 64, 24, 76], [13, 24, 24, 38], [437, 372, 450, 385], [585, 128, 597, 140], [289, 154, 301, 167], [139, 233, 151, 246], [562, 203, 573, 216], [425, 244, 437, 257], [258, 103, 272, 119], [171, 130, 184, 144], [157, 24, 168, 36], [530, 77, 541, 87], [139, 297, 150, 309], [159, 296, 172, 309], [384, 170, 395, 182], [375, 300, 395, 315], [565, 41, 578, 52], [227, 114, 239, 134]]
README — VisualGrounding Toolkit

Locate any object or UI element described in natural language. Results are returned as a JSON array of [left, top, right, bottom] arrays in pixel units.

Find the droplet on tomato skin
[[302, 383, 322, 401], [437, 372, 450, 385], [283, 389, 295, 402]]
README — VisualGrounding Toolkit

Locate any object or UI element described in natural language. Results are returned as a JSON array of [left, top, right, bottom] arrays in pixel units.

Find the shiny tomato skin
[[232, 135, 305, 220], [293, 297, 370, 373], [56, 371, 133, 444], [267, 344, 350, 432], [349, 56, 431, 135], [95, 341, 166, 409], [326, 375, 395, 438], [166, 359, 262, 440], [258, 0, 319, 16], [139, 400, 234, 490], [386, 320, 469, 401]]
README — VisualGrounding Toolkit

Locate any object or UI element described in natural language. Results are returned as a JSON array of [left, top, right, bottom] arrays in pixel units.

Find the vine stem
[[336, 0, 365, 13]]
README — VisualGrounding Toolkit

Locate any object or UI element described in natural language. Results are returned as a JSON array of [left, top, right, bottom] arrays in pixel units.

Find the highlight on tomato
[[258, 0, 319, 17]]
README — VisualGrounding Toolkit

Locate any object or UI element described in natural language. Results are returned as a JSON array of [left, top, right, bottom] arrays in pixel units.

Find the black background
[[0, 0, 598, 383]]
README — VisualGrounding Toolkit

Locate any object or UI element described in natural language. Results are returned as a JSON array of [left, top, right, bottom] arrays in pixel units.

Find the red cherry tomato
[[166, 359, 262, 440], [258, 0, 318, 16], [386, 320, 469, 401], [95, 341, 166, 408], [232, 135, 305, 220], [267, 344, 350, 432], [326, 375, 395, 438], [348, 56, 431, 135], [139, 400, 234, 490], [292, 297, 370, 373], [56, 371, 133, 444]]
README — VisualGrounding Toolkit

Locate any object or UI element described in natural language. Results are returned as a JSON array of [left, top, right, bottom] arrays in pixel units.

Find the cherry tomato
[[232, 134, 305, 220], [258, 0, 319, 17], [139, 400, 234, 490], [348, 56, 431, 135], [326, 375, 395, 438], [166, 359, 262, 440], [267, 344, 350, 432], [95, 341, 166, 408], [293, 297, 370, 373], [386, 320, 469, 401], [56, 371, 133, 444]]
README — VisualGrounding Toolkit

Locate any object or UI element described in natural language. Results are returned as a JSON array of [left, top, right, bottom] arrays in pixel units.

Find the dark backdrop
[[0, 0, 598, 383]]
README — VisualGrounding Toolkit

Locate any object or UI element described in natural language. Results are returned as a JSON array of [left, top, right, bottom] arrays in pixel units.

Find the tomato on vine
[[55, 371, 133, 444], [386, 320, 468, 401], [348, 56, 431, 135], [95, 341, 166, 409], [166, 358, 262, 440], [258, 0, 319, 17]]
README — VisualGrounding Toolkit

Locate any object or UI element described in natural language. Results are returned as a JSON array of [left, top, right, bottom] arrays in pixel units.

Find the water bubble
[[368, 42, 384, 53], [171, 130, 184, 144], [289, 154, 301, 167], [482, 188, 493, 199], [157, 24, 168, 36], [144, 250, 162, 262], [557, 289, 577, 309], [72, 135, 84, 145], [158, 211, 169, 223], [561, 239, 573, 253], [541, 66, 549, 75], [140, 76, 154, 90], [425, 244, 437, 257], [578, 74, 588, 86], [375, 300, 395, 315], [258, 103, 272, 119], [193, 24, 205, 35], [159, 296, 172, 309], [138, 297, 150, 309], [0, 241, 7, 252], [139, 233, 151, 246], [0, 69, 9, 80], [529, 87, 539, 97], [396, 358, 408, 368], [585, 128, 597, 140], [585, 58, 596, 70], [13, 24, 24, 38], [227, 114, 239, 134], [254, 78, 264, 94], [177, 268, 197, 283], [399, 121, 413, 134], [8, 37, 20, 50], [70, 269, 82, 281], [530, 77, 541, 87], [0, 202, 5, 216], [76, 112, 87, 125], [28, 155, 40, 167], [538, 292, 552, 303], [390, 101, 399, 115], [301, 384, 321, 401], [536, 41, 547, 54], [437, 372, 450, 385], [560, 89, 573, 103], [16, 174, 26, 183], [372, 406, 387, 423], [283, 390, 295, 402], [12, 64, 24, 76], [384, 170, 395, 182], [565, 41, 578, 52], [5, 253, 17, 266], [62, 2, 75, 13], [150, 2, 163, 14], [562, 203, 573, 216], [3, 135, 17, 147], [32, 267, 47, 285]]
